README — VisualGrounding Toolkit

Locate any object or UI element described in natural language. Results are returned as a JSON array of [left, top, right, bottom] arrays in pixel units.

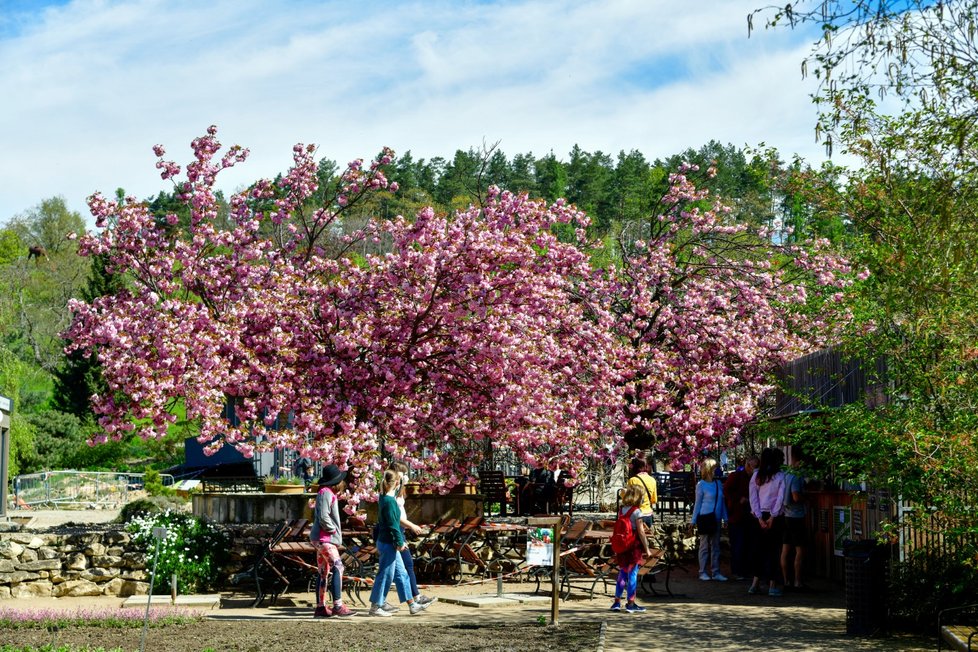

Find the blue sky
[[0, 0, 826, 224]]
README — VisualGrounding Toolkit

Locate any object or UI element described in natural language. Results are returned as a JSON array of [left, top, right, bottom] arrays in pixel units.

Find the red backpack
[[610, 506, 639, 554]]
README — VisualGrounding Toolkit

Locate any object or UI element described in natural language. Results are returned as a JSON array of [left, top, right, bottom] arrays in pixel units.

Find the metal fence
[[11, 471, 175, 509]]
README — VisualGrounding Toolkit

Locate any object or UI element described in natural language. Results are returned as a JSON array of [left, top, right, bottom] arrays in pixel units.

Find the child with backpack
[[610, 485, 652, 613]]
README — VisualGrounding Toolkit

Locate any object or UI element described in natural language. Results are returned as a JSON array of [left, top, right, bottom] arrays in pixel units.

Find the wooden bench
[[939, 603, 978, 651]]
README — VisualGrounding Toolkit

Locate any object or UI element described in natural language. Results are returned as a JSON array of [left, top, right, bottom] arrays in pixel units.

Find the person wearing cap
[[310, 464, 356, 617]]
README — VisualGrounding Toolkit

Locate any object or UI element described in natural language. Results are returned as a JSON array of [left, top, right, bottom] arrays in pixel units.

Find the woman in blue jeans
[[369, 469, 430, 616]]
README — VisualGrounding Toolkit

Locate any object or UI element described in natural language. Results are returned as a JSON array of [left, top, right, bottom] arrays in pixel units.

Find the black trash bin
[[843, 539, 889, 636]]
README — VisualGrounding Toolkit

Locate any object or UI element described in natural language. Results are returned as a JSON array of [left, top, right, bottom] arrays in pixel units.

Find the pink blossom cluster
[[65, 128, 860, 499]]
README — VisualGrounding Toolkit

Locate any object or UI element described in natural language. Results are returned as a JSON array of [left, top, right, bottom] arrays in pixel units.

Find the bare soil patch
[[3, 620, 601, 652]]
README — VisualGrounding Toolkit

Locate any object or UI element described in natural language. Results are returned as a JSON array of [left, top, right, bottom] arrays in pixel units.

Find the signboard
[[833, 506, 851, 556], [526, 527, 554, 566]]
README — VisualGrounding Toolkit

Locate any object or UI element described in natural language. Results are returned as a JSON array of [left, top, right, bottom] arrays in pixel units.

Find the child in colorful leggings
[[310, 464, 356, 618], [611, 485, 651, 614]]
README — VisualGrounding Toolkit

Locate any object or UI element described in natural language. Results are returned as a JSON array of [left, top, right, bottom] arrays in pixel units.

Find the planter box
[[263, 483, 307, 494]]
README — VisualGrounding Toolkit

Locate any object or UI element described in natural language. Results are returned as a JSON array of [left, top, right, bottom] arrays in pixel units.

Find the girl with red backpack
[[609, 485, 652, 613]]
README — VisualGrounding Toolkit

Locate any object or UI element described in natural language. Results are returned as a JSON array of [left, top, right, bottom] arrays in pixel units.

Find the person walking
[[369, 469, 430, 616], [691, 458, 728, 581], [609, 485, 652, 614], [389, 461, 437, 610], [748, 447, 786, 597], [310, 464, 356, 618]]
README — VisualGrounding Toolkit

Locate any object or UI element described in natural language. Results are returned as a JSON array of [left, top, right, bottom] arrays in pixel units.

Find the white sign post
[[0, 395, 11, 521], [527, 516, 562, 626]]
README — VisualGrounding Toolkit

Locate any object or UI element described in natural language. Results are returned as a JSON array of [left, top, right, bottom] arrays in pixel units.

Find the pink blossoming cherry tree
[[65, 128, 859, 498]]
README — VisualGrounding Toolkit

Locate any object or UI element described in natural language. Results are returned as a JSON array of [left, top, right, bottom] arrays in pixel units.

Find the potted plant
[[263, 476, 306, 494]]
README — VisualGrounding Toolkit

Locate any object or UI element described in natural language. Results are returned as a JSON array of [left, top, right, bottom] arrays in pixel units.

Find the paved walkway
[[6, 568, 933, 651]]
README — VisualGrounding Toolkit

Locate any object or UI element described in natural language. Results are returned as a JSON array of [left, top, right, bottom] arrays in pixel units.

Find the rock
[[80, 567, 119, 581], [84, 543, 107, 556], [0, 586, 10, 599], [16, 559, 61, 572], [55, 579, 102, 597], [105, 531, 130, 545], [103, 577, 147, 597], [91, 555, 123, 568], [121, 552, 147, 569], [120, 570, 148, 581], [0, 560, 14, 573], [19, 548, 38, 563], [11, 580, 53, 597], [38, 546, 61, 560], [65, 553, 87, 571], [0, 570, 41, 584], [0, 540, 25, 559]]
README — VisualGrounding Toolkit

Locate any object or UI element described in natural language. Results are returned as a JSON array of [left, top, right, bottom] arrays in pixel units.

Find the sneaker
[[713, 573, 729, 582], [381, 602, 400, 613], [409, 600, 430, 615], [609, 602, 622, 612], [625, 602, 647, 614], [368, 604, 393, 617], [748, 585, 759, 595], [314, 605, 332, 618], [698, 572, 712, 581], [332, 604, 356, 618], [415, 595, 437, 606], [768, 588, 783, 597]]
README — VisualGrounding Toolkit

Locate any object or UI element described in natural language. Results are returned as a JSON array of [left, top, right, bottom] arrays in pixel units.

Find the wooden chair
[[555, 549, 615, 600], [248, 519, 316, 607], [444, 516, 485, 584]]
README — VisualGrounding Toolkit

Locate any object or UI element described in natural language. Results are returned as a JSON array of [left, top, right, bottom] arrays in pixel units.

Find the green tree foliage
[[52, 252, 124, 419], [756, 0, 978, 623], [0, 197, 89, 371], [751, 0, 978, 150]]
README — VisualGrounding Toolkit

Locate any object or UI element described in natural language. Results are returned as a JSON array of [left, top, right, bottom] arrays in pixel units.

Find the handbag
[[696, 512, 717, 536]]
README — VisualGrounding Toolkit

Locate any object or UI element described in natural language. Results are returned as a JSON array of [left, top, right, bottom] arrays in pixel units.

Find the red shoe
[[332, 604, 357, 618], [314, 606, 332, 618]]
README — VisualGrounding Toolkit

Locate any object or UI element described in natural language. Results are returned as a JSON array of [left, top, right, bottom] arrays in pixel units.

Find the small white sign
[[526, 527, 554, 566], [0, 395, 11, 412]]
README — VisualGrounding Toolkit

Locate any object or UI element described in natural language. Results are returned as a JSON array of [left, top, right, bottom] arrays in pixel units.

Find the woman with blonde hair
[[369, 469, 430, 616], [691, 458, 728, 581]]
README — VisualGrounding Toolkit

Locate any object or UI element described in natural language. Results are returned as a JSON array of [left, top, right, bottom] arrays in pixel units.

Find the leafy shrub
[[143, 469, 174, 497], [888, 548, 978, 631], [125, 510, 229, 594], [116, 496, 183, 524]]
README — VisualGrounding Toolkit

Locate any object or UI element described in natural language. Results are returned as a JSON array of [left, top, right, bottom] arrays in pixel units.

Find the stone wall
[[0, 531, 149, 600]]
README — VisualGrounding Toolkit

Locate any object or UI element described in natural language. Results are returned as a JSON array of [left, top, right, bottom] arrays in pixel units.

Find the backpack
[[610, 506, 639, 555]]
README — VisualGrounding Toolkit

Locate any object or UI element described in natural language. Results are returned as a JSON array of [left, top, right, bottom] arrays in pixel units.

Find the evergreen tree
[[51, 252, 123, 419]]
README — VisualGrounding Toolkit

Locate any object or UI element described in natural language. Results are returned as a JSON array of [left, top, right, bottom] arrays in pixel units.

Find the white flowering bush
[[126, 510, 229, 594]]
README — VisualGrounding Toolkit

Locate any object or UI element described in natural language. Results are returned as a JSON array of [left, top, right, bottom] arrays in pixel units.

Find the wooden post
[[528, 516, 562, 626]]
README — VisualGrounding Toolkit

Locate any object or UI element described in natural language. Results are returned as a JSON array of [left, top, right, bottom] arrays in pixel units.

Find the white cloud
[[0, 0, 831, 225]]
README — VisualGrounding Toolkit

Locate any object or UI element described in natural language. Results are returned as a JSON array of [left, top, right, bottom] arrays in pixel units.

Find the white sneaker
[[409, 600, 430, 615], [713, 573, 728, 582], [381, 601, 400, 612], [368, 604, 393, 617], [699, 572, 712, 581], [416, 595, 437, 606]]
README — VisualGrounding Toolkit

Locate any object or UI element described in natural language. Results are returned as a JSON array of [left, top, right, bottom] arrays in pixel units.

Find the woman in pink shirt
[[748, 447, 786, 597]]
